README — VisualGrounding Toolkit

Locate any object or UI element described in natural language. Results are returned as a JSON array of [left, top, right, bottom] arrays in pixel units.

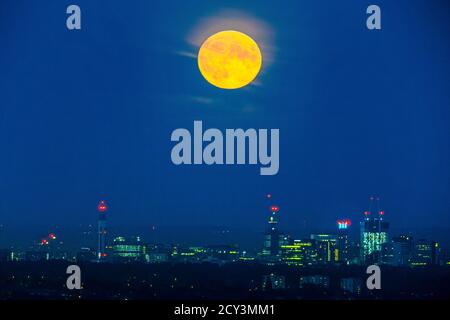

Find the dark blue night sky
[[0, 1, 449, 246]]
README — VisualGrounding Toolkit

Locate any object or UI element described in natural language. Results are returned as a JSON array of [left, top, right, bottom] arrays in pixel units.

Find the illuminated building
[[280, 239, 318, 266], [389, 234, 413, 266], [310, 234, 339, 264], [337, 219, 351, 264], [97, 200, 108, 261], [206, 245, 240, 262], [169, 245, 240, 264], [346, 241, 361, 265], [410, 239, 440, 266], [262, 205, 287, 259], [299, 275, 330, 288], [360, 209, 389, 264], [380, 242, 394, 265], [170, 246, 206, 263], [262, 273, 286, 290], [112, 236, 146, 262]]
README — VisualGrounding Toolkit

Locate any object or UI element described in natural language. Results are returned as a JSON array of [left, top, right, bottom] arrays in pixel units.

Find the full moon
[[197, 30, 262, 89]]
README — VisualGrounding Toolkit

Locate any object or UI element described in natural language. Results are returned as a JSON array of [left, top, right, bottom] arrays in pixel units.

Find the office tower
[[280, 239, 317, 266], [410, 239, 440, 266], [111, 236, 146, 262], [97, 200, 108, 260], [360, 197, 389, 264], [337, 219, 351, 264], [310, 234, 338, 264], [360, 211, 389, 264], [390, 234, 413, 266], [262, 205, 287, 259]]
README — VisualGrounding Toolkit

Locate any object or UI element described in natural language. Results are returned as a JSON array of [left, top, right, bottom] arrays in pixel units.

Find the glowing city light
[[270, 206, 279, 212], [337, 219, 351, 229], [98, 200, 107, 213]]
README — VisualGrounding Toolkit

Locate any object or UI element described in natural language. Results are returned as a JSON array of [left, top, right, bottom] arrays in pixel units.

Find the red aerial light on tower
[[98, 200, 107, 213], [97, 200, 108, 261]]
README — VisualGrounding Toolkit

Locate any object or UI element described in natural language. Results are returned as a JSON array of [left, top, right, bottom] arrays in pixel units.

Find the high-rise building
[[310, 234, 339, 264], [97, 200, 108, 261], [262, 205, 287, 259], [389, 234, 413, 266], [360, 209, 389, 264], [337, 219, 351, 264], [280, 239, 318, 266]]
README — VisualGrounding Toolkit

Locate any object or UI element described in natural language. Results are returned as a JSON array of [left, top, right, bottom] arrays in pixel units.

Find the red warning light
[[98, 200, 107, 213], [364, 211, 370, 216], [41, 239, 49, 245], [270, 206, 279, 212], [379, 211, 385, 216], [48, 233, 56, 240]]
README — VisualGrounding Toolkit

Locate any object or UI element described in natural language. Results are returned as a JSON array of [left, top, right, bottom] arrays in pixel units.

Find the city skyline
[[1, 193, 449, 301], [1, 196, 447, 266]]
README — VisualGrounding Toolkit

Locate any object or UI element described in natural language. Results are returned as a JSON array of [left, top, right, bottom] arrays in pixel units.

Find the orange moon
[[197, 30, 262, 89]]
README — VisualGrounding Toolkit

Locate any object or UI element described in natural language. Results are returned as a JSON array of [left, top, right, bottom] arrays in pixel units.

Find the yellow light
[[198, 30, 262, 89]]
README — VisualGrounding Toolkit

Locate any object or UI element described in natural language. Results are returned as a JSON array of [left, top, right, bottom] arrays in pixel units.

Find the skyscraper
[[280, 239, 317, 266], [310, 234, 338, 264], [262, 205, 287, 259], [337, 219, 351, 264], [390, 234, 413, 266], [97, 200, 108, 261], [360, 210, 389, 264]]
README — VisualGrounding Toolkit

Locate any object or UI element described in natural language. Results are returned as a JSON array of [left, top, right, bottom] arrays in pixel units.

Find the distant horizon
[[2, 221, 450, 253]]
